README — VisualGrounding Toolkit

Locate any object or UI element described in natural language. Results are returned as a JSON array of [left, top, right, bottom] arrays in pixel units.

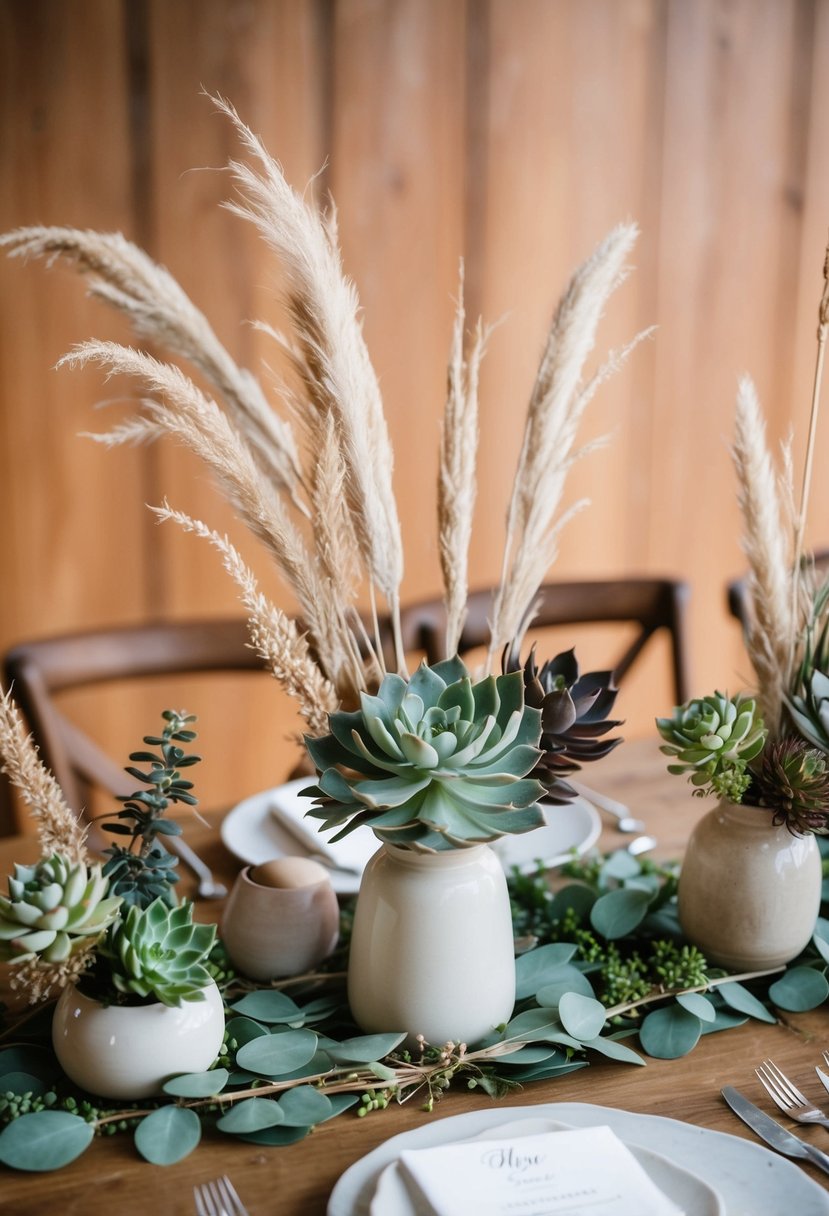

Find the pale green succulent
[[304, 657, 545, 851], [100, 897, 216, 1006], [0, 854, 121, 965], [656, 691, 766, 801], [789, 583, 829, 753]]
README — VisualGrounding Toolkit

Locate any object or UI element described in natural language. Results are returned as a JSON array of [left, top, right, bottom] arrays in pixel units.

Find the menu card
[[398, 1125, 684, 1216]]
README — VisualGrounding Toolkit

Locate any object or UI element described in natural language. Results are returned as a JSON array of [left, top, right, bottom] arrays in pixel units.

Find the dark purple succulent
[[504, 645, 623, 803]]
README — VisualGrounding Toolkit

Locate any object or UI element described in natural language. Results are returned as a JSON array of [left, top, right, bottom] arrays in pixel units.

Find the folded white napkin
[[398, 1125, 684, 1216], [268, 780, 378, 874]]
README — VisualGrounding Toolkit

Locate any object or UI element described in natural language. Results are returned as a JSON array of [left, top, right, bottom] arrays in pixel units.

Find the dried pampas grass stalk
[[0, 225, 304, 510], [731, 375, 793, 735], [487, 223, 642, 664], [0, 688, 86, 862], [211, 94, 405, 667], [439, 268, 487, 658], [152, 503, 340, 730], [10, 943, 97, 1006]]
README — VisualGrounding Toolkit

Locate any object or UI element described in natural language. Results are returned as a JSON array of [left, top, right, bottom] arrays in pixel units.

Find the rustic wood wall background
[[2, 0, 829, 823]]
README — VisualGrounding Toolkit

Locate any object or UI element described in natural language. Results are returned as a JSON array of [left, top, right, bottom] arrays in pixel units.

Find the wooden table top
[[1, 738, 828, 1214]]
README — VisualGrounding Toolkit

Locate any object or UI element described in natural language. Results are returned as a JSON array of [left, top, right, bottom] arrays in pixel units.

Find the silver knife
[[722, 1086, 829, 1176]]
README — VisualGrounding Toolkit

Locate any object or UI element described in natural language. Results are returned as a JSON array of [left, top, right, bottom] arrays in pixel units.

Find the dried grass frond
[[731, 375, 794, 735], [0, 225, 303, 508], [9, 941, 97, 1006], [0, 688, 86, 861], [438, 270, 487, 659], [488, 223, 640, 662], [211, 95, 405, 664], [152, 503, 339, 731]]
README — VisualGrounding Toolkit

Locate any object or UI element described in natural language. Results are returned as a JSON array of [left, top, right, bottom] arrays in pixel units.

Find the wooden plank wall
[[2, 0, 829, 823]]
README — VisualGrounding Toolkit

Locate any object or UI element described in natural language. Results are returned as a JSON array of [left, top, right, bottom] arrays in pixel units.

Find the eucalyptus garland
[[1, 842, 828, 1173]]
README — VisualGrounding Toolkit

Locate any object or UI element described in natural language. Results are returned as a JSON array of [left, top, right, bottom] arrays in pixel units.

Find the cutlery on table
[[755, 1059, 829, 1129], [193, 1174, 249, 1216], [569, 780, 647, 834], [816, 1051, 829, 1098], [169, 836, 228, 900], [721, 1085, 829, 1176]]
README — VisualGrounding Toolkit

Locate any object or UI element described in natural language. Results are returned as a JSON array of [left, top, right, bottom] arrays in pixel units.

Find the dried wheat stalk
[[438, 269, 487, 658], [0, 225, 304, 510], [487, 223, 642, 663], [0, 688, 86, 862], [152, 503, 340, 729], [211, 95, 406, 667], [731, 375, 794, 736]]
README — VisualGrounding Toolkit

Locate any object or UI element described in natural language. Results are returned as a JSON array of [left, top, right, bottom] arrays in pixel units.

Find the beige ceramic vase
[[221, 864, 339, 980], [678, 799, 822, 971]]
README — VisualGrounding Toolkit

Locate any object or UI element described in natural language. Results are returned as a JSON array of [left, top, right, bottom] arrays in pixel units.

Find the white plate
[[221, 786, 600, 896], [328, 1102, 829, 1216], [369, 1116, 723, 1216]]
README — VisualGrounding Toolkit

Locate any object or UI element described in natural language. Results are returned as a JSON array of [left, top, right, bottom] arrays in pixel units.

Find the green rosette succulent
[[100, 897, 216, 1006], [0, 854, 121, 965], [656, 691, 766, 801], [304, 657, 545, 851]]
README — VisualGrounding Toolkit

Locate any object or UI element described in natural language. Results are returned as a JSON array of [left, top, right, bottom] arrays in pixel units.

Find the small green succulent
[[99, 897, 216, 1006], [0, 855, 121, 965], [304, 657, 545, 851], [656, 691, 766, 800], [751, 736, 829, 835]]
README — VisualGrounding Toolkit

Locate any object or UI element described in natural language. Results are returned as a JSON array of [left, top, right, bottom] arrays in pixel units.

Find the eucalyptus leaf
[[134, 1106, 201, 1165], [600, 851, 642, 881], [590, 888, 653, 940], [514, 943, 578, 999], [216, 1098, 285, 1133], [503, 1008, 562, 1041], [639, 1006, 701, 1059], [0, 1111, 94, 1171], [162, 1068, 229, 1098], [230, 990, 304, 1024], [579, 1035, 644, 1065], [768, 966, 829, 1012], [676, 993, 716, 1023], [503, 1060, 588, 1083], [327, 1033, 406, 1064], [535, 967, 596, 1007], [699, 1009, 748, 1034], [236, 1124, 310, 1146], [225, 1016, 270, 1048], [557, 992, 607, 1041], [717, 981, 776, 1023], [236, 1029, 318, 1077], [0, 1046, 59, 1086], [489, 1045, 560, 1066], [549, 884, 597, 921], [0, 1071, 50, 1097], [316, 1092, 360, 1121], [278, 1085, 333, 1126]]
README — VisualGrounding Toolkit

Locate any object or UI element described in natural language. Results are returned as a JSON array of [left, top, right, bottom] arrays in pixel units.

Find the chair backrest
[[2, 619, 268, 821], [398, 577, 692, 705], [727, 549, 829, 631]]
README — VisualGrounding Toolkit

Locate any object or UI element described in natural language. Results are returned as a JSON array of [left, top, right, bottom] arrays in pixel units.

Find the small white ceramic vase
[[52, 978, 225, 1099], [347, 842, 515, 1047], [221, 865, 339, 980], [678, 800, 822, 971]]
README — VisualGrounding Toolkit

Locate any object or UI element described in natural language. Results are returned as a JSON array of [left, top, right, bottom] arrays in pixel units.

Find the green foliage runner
[[2, 840, 828, 1173]]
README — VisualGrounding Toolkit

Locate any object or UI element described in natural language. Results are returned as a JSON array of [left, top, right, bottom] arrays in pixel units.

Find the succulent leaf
[[751, 736, 829, 835], [304, 658, 545, 850], [99, 897, 216, 1006], [656, 691, 766, 801], [0, 855, 122, 965]]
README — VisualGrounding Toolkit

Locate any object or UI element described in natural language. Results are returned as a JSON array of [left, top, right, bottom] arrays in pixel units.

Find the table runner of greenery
[[2, 842, 828, 1173]]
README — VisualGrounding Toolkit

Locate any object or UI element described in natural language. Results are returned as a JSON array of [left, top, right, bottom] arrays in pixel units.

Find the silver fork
[[815, 1050, 829, 1096], [169, 836, 228, 900], [756, 1058, 829, 1129], [193, 1175, 248, 1216]]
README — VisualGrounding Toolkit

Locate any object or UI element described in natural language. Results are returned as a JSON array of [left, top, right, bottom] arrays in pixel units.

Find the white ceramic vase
[[52, 978, 226, 1099], [678, 800, 822, 971], [347, 842, 515, 1047]]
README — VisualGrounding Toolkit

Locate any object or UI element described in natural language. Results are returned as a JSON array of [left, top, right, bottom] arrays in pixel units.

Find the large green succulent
[[789, 584, 829, 753], [99, 897, 216, 1006], [656, 691, 766, 801], [504, 646, 622, 804], [0, 855, 121, 965], [304, 657, 545, 851]]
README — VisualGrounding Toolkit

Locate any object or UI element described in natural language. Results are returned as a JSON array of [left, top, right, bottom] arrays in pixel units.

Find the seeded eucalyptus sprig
[[100, 711, 201, 908]]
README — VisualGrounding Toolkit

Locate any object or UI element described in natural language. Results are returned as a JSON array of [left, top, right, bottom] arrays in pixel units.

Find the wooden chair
[[398, 577, 692, 705], [1, 618, 270, 824], [727, 549, 829, 630]]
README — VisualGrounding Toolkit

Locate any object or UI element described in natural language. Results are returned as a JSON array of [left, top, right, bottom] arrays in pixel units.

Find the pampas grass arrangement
[[0, 94, 645, 734]]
